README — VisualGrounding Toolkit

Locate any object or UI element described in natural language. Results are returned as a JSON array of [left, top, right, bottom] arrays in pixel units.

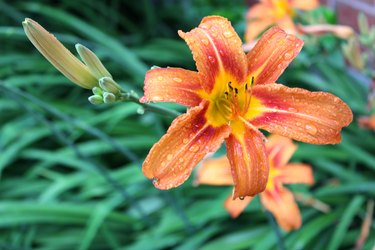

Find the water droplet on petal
[[288, 107, 297, 112], [208, 55, 215, 63], [179, 158, 184, 163], [152, 96, 164, 102], [173, 77, 182, 83], [182, 138, 189, 144], [305, 124, 318, 135], [152, 178, 158, 185], [284, 52, 292, 60], [223, 31, 233, 38], [167, 154, 173, 160], [201, 39, 209, 45], [296, 122, 302, 127], [239, 196, 245, 200], [157, 76, 163, 81], [189, 145, 200, 152]]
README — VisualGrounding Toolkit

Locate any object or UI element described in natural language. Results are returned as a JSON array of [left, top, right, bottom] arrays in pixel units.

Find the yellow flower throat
[[203, 75, 263, 128], [273, 0, 295, 19]]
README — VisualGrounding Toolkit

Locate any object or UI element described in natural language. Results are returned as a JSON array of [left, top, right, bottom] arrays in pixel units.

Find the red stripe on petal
[[178, 16, 248, 93], [141, 67, 203, 106], [247, 26, 303, 85], [142, 103, 231, 190], [226, 120, 269, 198], [249, 84, 353, 144]]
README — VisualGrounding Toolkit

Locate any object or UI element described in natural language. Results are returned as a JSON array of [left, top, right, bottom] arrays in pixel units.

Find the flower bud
[[92, 86, 103, 96], [99, 77, 122, 94], [103, 92, 116, 103], [75, 44, 112, 79], [88, 95, 104, 105], [22, 18, 97, 89]]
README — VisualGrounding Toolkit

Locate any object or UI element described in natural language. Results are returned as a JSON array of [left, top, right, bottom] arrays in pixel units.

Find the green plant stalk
[[119, 92, 180, 118]]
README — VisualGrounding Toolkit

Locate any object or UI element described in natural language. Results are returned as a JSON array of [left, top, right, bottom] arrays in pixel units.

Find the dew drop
[[167, 154, 173, 160], [157, 76, 163, 81], [173, 77, 182, 83], [182, 138, 189, 144], [152, 178, 158, 185], [305, 124, 318, 135], [288, 107, 297, 112], [208, 55, 216, 63], [179, 158, 184, 163], [239, 196, 245, 200], [152, 96, 164, 102], [223, 31, 233, 38], [201, 39, 209, 45], [296, 122, 302, 127], [284, 52, 292, 60], [189, 144, 200, 152]]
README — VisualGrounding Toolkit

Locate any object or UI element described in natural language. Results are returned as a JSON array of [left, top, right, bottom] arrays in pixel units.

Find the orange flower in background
[[246, 0, 319, 42], [141, 16, 352, 199], [358, 116, 375, 131], [196, 135, 314, 231]]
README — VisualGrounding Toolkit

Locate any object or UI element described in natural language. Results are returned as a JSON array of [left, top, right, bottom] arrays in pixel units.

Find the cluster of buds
[[22, 18, 123, 105]]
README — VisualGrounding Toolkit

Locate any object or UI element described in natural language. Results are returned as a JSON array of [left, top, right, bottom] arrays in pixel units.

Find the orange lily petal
[[261, 188, 301, 231], [248, 84, 353, 144], [247, 27, 303, 85], [142, 103, 231, 190], [358, 115, 375, 130], [276, 16, 297, 35], [281, 163, 314, 185], [226, 120, 269, 198], [178, 16, 247, 93], [195, 156, 233, 186], [224, 194, 253, 218], [245, 4, 274, 42], [266, 134, 297, 168], [291, 0, 319, 10], [141, 67, 203, 106]]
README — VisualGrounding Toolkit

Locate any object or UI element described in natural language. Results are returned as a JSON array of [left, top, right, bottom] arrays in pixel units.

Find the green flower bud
[[88, 95, 104, 105], [99, 77, 122, 94], [103, 92, 116, 103]]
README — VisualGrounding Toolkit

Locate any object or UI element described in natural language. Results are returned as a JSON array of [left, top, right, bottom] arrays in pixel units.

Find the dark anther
[[251, 76, 254, 85], [228, 82, 233, 90], [234, 88, 238, 94], [245, 83, 248, 90]]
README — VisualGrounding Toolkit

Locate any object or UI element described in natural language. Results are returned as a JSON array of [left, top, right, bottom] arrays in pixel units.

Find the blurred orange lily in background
[[196, 135, 314, 231], [358, 115, 375, 131], [246, 0, 319, 42], [141, 16, 352, 199]]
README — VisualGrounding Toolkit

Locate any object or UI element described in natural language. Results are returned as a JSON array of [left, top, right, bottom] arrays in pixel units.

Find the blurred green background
[[0, 0, 374, 249]]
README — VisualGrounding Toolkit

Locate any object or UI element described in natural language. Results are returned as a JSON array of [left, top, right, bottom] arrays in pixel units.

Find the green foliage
[[0, 1, 374, 250]]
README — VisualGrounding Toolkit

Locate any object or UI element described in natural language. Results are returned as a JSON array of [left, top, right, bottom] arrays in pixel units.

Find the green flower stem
[[119, 92, 180, 118]]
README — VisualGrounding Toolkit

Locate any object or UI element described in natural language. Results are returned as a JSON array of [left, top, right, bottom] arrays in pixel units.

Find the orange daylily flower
[[196, 135, 314, 231], [141, 16, 352, 199], [358, 115, 375, 131], [245, 0, 319, 42]]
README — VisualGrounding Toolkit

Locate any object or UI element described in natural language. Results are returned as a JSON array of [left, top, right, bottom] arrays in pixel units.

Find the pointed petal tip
[[141, 104, 230, 190]]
